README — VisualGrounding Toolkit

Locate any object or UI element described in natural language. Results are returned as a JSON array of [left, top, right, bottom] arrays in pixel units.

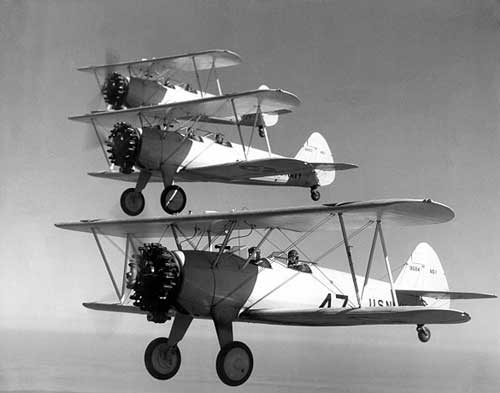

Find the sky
[[0, 0, 499, 391]]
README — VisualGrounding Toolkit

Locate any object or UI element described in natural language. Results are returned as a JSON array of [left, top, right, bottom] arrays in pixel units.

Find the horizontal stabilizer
[[239, 306, 470, 326], [396, 289, 496, 300]]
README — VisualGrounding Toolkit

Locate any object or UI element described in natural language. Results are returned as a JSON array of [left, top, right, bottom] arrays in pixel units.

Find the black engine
[[126, 243, 182, 323], [106, 122, 141, 174], [102, 72, 129, 110]]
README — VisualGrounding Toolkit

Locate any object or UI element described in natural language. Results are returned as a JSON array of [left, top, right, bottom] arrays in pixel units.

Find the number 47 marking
[[319, 293, 348, 308]]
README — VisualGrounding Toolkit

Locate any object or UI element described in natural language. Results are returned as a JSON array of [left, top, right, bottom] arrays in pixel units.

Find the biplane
[[55, 199, 495, 386], [70, 49, 357, 216]]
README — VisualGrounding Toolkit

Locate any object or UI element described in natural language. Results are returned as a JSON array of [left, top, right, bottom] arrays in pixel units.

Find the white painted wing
[[83, 302, 147, 315], [238, 306, 470, 326], [182, 159, 357, 181], [78, 49, 241, 78], [55, 199, 454, 238], [396, 290, 496, 300], [69, 89, 300, 128]]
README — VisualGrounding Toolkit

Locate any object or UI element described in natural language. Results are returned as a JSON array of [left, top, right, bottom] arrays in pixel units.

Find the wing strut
[[378, 221, 399, 306], [91, 228, 121, 301], [338, 213, 361, 307], [120, 234, 131, 303], [192, 56, 203, 97], [91, 118, 111, 167], [230, 99, 248, 160], [359, 220, 399, 306], [213, 221, 236, 268], [171, 225, 182, 250]]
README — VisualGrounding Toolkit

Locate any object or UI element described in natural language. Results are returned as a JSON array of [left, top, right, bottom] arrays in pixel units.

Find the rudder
[[295, 132, 335, 186], [395, 243, 450, 308]]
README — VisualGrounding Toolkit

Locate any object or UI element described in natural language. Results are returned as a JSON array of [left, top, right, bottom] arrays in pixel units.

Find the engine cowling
[[106, 122, 141, 174], [127, 243, 182, 323], [101, 72, 129, 109]]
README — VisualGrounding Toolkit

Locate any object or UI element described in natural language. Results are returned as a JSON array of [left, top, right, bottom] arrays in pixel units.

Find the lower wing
[[181, 158, 357, 181], [238, 306, 470, 326]]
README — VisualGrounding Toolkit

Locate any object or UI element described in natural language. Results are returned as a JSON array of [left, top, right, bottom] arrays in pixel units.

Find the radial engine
[[126, 243, 183, 323]]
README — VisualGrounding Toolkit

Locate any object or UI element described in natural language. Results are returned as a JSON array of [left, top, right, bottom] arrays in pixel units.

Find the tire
[[160, 185, 187, 215], [216, 341, 253, 386], [311, 189, 320, 201], [144, 337, 181, 380], [120, 188, 145, 216], [417, 326, 431, 343]]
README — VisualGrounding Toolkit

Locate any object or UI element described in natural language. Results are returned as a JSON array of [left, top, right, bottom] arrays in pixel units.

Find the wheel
[[216, 341, 253, 386], [120, 188, 145, 216], [144, 337, 181, 380], [160, 185, 187, 215], [417, 325, 431, 343], [311, 188, 320, 201]]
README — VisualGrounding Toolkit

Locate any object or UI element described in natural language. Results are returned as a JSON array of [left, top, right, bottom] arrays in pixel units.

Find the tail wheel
[[417, 325, 431, 343], [144, 337, 181, 380], [161, 185, 187, 215], [216, 341, 253, 386], [120, 188, 145, 216]]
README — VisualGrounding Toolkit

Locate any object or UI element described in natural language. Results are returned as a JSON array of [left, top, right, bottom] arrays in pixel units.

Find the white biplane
[[70, 49, 357, 216], [55, 199, 495, 386]]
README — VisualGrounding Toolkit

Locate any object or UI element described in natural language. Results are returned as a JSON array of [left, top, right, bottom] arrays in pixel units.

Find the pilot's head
[[287, 249, 299, 264], [249, 247, 260, 259]]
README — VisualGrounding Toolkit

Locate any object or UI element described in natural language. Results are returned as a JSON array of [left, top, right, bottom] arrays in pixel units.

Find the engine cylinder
[[106, 122, 141, 174], [127, 243, 182, 323], [102, 72, 129, 109]]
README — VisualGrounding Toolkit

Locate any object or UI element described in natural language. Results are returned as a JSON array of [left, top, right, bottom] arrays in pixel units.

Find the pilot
[[215, 133, 224, 144], [248, 246, 260, 261], [248, 247, 272, 268], [287, 249, 299, 268], [287, 249, 311, 273]]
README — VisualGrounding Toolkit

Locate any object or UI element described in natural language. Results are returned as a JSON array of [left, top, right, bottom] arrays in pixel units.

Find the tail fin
[[295, 132, 335, 186], [395, 243, 450, 308]]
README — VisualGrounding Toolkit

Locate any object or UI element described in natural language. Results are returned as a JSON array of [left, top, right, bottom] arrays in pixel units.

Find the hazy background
[[0, 1, 499, 392]]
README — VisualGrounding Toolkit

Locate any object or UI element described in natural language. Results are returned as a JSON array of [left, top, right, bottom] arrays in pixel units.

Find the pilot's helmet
[[288, 249, 299, 263], [249, 247, 260, 259]]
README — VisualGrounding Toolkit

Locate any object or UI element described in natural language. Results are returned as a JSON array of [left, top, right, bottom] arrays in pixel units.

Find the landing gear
[[216, 341, 253, 386], [144, 337, 181, 380], [310, 186, 320, 201], [417, 325, 431, 343], [120, 188, 145, 216], [160, 185, 187, 215]]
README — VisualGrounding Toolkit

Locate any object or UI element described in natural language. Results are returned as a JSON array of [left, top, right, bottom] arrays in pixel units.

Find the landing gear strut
[[417, 324, 431, 343], [216, 341, 253, 386], [310, 186, 320, 201], [120, 188, 145, 216], [161, 185, 187, 215], [144, 337, 181, 380]]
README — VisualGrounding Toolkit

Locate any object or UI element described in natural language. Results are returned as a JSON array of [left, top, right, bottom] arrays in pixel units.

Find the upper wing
[[78, 49, 241, 79], [238, 306, 470, 326], [69, 89, 300, 128], [396, 289, 497, 300], [55, 199, 454, 238], [181, 158, 358, 181]]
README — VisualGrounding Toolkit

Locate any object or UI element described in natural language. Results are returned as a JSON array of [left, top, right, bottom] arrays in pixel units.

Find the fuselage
[[137, 127, 319, 188], [172, 250, 395, 321]]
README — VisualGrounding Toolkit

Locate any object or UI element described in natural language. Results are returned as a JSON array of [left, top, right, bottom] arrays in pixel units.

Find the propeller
[[84, 48, 122, 152]]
